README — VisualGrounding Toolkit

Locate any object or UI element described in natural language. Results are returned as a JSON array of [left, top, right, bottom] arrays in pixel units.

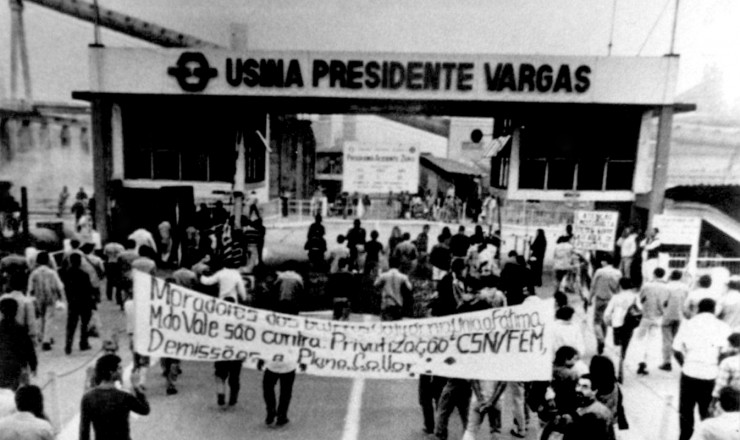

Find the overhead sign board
[[653, 214, 702, 246], [573, 210, 619, 252], [87, 48, 679, 105], [342, 141, 419, 194]]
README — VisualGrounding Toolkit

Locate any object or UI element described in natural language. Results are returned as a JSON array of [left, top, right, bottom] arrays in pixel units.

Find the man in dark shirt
[[346, 219, 366, 269], [0, 298, 37, 391], [60, 253, 95, 355], [80, 354, 150, 440], [499, 251, 533, 306], [327, 258, 356, 320], [449, 226, 470, 259]]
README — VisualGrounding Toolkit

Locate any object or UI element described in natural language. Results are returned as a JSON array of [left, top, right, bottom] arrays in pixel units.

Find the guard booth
[[73, 48, 686, 241]]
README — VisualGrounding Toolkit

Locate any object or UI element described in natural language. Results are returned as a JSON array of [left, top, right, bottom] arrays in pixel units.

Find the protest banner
[[572, 210, 619, 252], [652, 214, 701, 246], [134, 272, 554, 381]]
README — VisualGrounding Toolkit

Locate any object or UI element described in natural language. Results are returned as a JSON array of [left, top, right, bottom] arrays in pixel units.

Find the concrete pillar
[[647, 105, 674, 229], [91, 99, 110, 242]]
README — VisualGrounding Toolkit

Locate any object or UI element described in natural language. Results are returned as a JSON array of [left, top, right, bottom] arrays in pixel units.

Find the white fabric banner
[[133, 272, 554, 381]]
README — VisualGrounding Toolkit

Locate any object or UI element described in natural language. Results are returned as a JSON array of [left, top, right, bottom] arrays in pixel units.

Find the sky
[[0, 0, 738, 104]]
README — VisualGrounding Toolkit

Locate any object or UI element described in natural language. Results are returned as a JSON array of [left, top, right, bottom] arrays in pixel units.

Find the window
[[122, 103, 266, 184]]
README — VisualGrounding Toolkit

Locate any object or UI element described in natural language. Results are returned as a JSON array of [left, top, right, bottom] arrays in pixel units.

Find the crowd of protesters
[[2, 197, 740, 440]]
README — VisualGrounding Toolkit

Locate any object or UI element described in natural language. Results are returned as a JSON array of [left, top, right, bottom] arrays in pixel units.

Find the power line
[[637, 0, 673, 55]]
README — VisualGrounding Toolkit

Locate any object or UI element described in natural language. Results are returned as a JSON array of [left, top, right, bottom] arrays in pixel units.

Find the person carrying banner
[[374, 258, 413, 321], [259, 272, 303, 427], [214, 296, 245, 407], [199, 260, 247, 304]]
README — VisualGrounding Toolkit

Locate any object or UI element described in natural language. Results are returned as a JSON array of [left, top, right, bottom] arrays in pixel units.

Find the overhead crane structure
[[3, 0, 223, 117]]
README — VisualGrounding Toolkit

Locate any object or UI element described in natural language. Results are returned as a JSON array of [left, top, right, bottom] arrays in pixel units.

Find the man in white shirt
[[551, 306, 586, 357], [590, 255, 622, 354], [632, 267, 668, 376], [718, 276, 740, 331], [673, 298, 732, 440], [616, 227, 638, 279], [689, 386, 740, 440], [0, 385, 54, 440], [199, 264, 248, 303]]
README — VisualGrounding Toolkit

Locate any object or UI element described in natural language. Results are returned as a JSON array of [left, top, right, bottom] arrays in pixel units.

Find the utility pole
[[668, 0, 680, 55]]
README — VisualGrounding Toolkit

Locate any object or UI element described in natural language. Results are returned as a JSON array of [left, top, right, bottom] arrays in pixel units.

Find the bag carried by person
[[623, 297, 642, 329]]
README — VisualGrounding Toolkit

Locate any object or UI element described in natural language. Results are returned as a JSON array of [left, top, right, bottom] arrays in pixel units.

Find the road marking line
[[342, 314, 373, 440]]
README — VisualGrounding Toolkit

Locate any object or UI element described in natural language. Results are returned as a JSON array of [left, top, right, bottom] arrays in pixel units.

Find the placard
[[572, 210, 619, 251], [134, 272, 554, 381], [652, 215, 701, 246], [342, 141, 419, 194]]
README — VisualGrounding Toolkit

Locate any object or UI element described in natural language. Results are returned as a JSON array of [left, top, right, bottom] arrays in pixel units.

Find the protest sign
[[134, 272, 554, 381], [342, 141, 419, 194], [572, 210, 619, 252], [652, 215, 701, 246]]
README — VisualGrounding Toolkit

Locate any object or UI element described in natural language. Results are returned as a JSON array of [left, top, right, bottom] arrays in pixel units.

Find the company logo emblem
[[167, 52, 218, 93]]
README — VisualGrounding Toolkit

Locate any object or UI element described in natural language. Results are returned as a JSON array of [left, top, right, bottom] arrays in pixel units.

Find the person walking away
[[57, 186, 69, 218], [553, 236, 575, 284], [392, 233, 418, 275], [102, 241, 124, 303], [415, 224, 431, 258], [304, 231, 327, 271], [80, 243, 105, 337], [128, 227, 157, 254], [199, 260, 247, 303], [80, 354, 150, 440], [261, 270, 302, 427], [470, 225, 486, 248], [327, 259, 355, 320], [0, 272, 37, 346], [685, 274, 718, 319], [449, 226, 470, 263], [590, 254, 622, 354], [117, 239, 139, 310], [363, 231, 384, 280], [552, 306, 587, 358], [673, 298, 732, 440], [214, 296, 245, 406], [374, 259, 412, 321], [60, 253, 94, 355], [429, 260, 470, 440], [307, 214, 325, 240], [529, 229, 547, 287], [430, 234, 453, 285], [632, 267, 668, 376], [0, 385, 53, 440], [712, 333, 740, 402], [499, 251, 532, 307], [718, 276, 740, 331], [563, 374, 615, 440], [327, 235, 350, 274], [690, 386, 740, 440], [460, 286, 508, 440], [274, 262, 303, 315], [659, 270, 690, 371], [27, 252, 65, 351], [346, 219, 367, 270], [156, 221, 177, 270], [0, 299, 37, 391], [640, 227, 661, 285], [616, 227, 638, 279], [603, 278, 641, 382]]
